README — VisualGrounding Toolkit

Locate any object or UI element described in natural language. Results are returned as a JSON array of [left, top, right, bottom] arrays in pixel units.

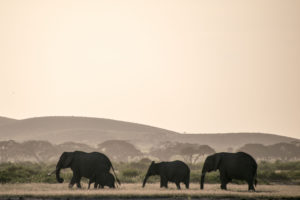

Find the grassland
[[0, 183, 299, 199], [1, 161, 300, 185], [1, 161, 300, 199]]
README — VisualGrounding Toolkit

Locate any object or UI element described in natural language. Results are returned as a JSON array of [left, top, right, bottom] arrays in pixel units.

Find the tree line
[[0, 140, 300, 163]]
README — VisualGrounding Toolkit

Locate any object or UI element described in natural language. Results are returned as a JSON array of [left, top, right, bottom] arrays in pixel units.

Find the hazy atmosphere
[[1, 0, 300, 138]]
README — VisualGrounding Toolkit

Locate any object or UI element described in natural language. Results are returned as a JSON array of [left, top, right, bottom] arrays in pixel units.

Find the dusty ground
[[0, 183, 299, 199]]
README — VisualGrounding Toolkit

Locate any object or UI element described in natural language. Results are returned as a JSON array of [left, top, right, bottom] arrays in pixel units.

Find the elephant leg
[[69, 176, 76, 188], [185, 181, 189, 189], [160, 178, 163, 188], [175, 182, 181, 190], [184, 176, 190, 189], [247, 178, 255, 191], [160, 176, 168, 188], [220, 172, 228, 190], [165, 181, 168, 188], [220, 183, 227, 190], [71, 170, 82, 189], [76, 177, 82, 188], [72, 174, 81, 189]]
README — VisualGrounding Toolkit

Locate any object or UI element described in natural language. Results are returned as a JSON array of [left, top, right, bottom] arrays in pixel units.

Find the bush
[[122, 169, 139, 177], [190, 170, 201, 183], [204, 172, 219, 183], [0, 160, 299, 184], [0, 170, 11, 183]]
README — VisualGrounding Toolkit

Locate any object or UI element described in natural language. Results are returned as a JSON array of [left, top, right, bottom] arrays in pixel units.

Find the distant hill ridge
[[0, 117, 17, 126], [0, 116, 298, 151]]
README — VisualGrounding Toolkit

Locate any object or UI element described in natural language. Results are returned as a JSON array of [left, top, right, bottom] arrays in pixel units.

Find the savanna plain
[[0, 183, 300, 200], [1, 161, 300, 199]]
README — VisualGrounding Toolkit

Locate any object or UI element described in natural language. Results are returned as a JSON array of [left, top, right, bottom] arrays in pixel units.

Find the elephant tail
[[185, 168, 190, 189], [254, 168, 257, 187], [111, 164, 121, 186]]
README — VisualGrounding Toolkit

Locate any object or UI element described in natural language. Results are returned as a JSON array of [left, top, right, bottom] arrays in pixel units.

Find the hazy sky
[[1, 0, 299, 138]]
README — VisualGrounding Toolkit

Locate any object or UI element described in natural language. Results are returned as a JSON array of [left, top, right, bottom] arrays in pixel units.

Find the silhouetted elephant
[[88, 172, 115, 189], [142, 160, 190, 189], [55, 151, 120, 188], [200, 152, 257, 191]]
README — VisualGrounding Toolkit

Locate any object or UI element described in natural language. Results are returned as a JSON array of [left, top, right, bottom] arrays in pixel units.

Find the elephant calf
[[55, 151, 120, 188], [88, 172, 115, 189], [142, 160, 190, 189], [201, 152, 257, 191]]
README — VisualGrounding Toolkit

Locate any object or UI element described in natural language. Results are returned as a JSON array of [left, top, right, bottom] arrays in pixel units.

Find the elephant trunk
[[142, 174, 149, 188], [56, 166, 64, 183], [200, 172, 206, 189]]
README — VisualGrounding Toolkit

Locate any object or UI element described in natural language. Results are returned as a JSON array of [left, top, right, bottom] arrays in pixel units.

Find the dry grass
[[0, 183, 299, 199]]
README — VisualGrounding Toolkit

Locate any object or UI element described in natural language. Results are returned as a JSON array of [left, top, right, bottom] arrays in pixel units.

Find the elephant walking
[[55, 151, 120, 188], [142, 160, 190, 189], [200, 152, 257, 191], [88, 172, 115, 189]]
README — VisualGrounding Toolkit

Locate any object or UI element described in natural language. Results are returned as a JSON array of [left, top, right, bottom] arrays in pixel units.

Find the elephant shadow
[[226, 187, 274, 193]]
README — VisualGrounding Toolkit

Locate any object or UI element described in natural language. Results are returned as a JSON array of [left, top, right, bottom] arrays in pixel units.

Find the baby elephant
[[88, 172, 115, 189], [142, 160, 190, 189]]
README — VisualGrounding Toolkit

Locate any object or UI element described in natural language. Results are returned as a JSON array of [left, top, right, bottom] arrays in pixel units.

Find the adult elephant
[[200, 152, 257, 191], [55, 151, 120, 188], [142, 160, 190, 189]]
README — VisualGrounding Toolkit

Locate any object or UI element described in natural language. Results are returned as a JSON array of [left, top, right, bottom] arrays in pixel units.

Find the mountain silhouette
[[0, 117, 16, 126], [0, 116, 298, 151]]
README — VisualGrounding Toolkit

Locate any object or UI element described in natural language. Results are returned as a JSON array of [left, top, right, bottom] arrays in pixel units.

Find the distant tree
[[180, 145, 197, 163], [22, 140, 59, 162], [192, 145, 216, 163], [150, 142, 215, 163], [58, 142, 96, 153], [0, 140, 59, 163], [149, 142, 181, 161], [139, 158, 152, 164], [97, 140, 143, 162], [238, 142, 300, 161], [238, 143, 270, 160], [291, 140, 300, 146], [269, 143, 300, 160]]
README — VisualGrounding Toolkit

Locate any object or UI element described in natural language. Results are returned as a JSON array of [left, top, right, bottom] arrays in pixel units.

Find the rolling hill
[[0, 117, 17, 126], [0, 116, 298, 151]]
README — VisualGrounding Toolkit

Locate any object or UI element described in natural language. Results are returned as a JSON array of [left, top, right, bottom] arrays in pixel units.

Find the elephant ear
[[213, 155, 222, 171], [63, 152, 73, 167]]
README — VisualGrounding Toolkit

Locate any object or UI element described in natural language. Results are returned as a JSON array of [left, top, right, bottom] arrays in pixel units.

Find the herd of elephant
[[49, 151, 258, 191]]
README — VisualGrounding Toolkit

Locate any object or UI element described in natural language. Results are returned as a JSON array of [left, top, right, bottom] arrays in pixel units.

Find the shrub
[[0, 160, 299, 184], [122, 169, 139, 177], [190, 170, 201, 183]]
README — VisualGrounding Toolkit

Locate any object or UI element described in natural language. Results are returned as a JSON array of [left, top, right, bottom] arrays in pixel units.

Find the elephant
[[88, 172, 115, 189], [200, 152, 257, 191], [142, 160, 190, 189], [55, 151, 120, 188]]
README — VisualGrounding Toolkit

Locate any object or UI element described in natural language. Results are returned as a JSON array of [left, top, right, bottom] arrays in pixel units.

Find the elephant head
[[107, 173, 116, 188], [102, 172, 116, 188], [142, 161, 159, 187], [200, 153, 222, 189], [56, 152, 74, 183]]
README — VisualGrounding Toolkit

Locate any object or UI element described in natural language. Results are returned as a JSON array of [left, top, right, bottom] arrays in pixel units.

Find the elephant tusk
[[48, 170, 56, 176]]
